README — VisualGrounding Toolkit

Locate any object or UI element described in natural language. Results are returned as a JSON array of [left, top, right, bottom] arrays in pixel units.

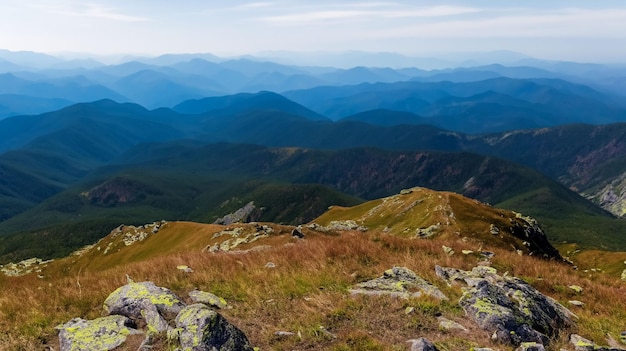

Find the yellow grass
[[0, 221, 625, 351]]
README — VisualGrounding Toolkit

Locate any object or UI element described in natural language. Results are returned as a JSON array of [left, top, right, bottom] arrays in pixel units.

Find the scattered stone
[[176, 303, 254, 351], [291, 226, 305, 238], [206, 225, 273, 253], [275, 331, 295, 337], [462, 250, 474, 255], [490, 224, 500, 235], [309, 220, 368, 232], [350, 266, 447, 300], [189, 289, 228, 309], [400, 188, 414, 195], [416, 224, 441, 238], [621, 331, 626, 345], [265, 262, 276, 269], [437, 316, 468, 332], [516, 342, 546, 351], [56, 315, 140, 351], [568, 285, 583, 294], [405, 306, 415, 314], [177, 265, 194, 273], [442, 245, 454, 256], [480, 251, 495, 259], [103, 281, 186, 332], [568, 300, 585, 307], [407, 337, 439, 351], [621, 269, 626, 282]]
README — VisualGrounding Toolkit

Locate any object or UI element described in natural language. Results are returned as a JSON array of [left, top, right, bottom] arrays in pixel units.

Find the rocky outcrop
[[0, 257, 53, 277], [350, 266, 447, 300], [509, 213, 563, 260], [58, 282, 252, 351], [214, 201, 259, 225], [205, 224, 274, 253], [436, 265, 574, 347]]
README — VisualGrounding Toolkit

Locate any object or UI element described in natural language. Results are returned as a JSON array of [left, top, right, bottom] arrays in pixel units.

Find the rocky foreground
[[56, 265, 625, 351]]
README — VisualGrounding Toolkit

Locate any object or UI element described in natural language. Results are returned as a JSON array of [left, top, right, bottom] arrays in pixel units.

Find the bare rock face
[[175, 304, 254, 351], [436, 265, 574, 347], [56, 315, 140, 351], [214, 201, 259, 225]]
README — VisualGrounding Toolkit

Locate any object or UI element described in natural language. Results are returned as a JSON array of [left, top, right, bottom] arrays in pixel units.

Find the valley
[[0, 50, 625, 351]]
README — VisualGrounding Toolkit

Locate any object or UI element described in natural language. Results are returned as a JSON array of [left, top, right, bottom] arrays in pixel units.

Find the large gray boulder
[[56, 315, 140, 351], [437, 265, 574, 347], [407, 337, 439, 351], [103, 281, 186, 332], [350, 266, 447, 300], [175, 303, 254, 351]]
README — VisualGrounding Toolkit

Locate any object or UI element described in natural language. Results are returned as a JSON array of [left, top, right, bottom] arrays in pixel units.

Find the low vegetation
[[0, 218, 624, 351]]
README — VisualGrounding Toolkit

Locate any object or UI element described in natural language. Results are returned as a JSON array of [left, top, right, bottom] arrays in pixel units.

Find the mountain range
[[0, 50, 624, 261]]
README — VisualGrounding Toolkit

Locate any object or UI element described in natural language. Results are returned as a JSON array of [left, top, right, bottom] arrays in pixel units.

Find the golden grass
[[0, 222, 625, 351]]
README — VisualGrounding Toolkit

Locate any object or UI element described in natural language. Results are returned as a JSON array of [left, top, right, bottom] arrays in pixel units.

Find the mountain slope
[[173, 91, 328, 121], [2, 188, 625, 351]]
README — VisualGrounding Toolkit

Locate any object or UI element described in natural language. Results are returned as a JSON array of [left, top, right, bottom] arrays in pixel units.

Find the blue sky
[[1, 0, 626, 62]]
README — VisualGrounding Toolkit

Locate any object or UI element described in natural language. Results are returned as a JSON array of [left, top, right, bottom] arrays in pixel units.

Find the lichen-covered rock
[[437, 316, 468, 332], [568, 285, 583, 294], [570, 334, 626, 351], [516, 342, 545, 351], [350, 266, 447, 300], [439, 265, 574, 347], [103, 281, 186, 332], [407, 337, 439, 351], [56, 315, 140, 351], [189, 289, 228, 309], [175, 303, 254, 351]]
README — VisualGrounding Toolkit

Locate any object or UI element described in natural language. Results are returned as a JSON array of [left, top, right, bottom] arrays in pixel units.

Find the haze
[[1, 0, 626, 63]]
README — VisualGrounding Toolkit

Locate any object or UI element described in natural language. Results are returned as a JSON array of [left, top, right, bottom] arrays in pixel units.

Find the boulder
[[56, 315, 140, 351], [570, 334, 626, 351], [103, 281, 186, 332], [437, 316, 468, 332], [516, 342, 546, 351], [438, 265, 574, 347], [189, 289, 228, 309], [407, 337, 439, 351], [175, 303, 254, 351], [350, 266, 447, 300]]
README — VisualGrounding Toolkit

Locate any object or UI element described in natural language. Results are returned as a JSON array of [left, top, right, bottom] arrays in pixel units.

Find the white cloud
[[371, 7, 626, 39], [26, 1, 150, 22], [261, 5, 481, 25]]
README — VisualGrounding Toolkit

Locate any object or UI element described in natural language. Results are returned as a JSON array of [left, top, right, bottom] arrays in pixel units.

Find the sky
[[1, 0, 626, 63]]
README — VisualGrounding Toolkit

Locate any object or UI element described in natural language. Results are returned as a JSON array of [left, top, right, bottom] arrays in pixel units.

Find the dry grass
[[0, 222, 624, 351]]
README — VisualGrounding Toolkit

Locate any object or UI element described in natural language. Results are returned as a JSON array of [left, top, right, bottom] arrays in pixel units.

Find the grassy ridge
[[1, 221, 624, 351]]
